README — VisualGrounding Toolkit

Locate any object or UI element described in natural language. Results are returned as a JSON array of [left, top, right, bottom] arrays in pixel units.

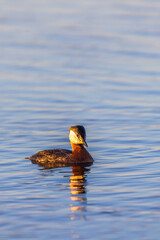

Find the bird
[[27, 125, 94, 167]]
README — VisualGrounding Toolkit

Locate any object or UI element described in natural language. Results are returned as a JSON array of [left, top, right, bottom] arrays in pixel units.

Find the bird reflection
[[32, 160, 92, 219], [69, 165, 90, 219]]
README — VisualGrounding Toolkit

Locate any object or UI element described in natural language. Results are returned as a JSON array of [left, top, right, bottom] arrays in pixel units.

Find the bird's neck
[[70, 142, 94, 163], [71, 142, 85, 152]]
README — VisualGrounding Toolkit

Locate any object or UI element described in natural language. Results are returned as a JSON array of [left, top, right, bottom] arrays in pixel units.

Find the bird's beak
[[83, 139, 88, 147]]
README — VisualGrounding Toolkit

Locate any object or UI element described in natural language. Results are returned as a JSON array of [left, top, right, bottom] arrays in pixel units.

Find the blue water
[[1, 0, 160, 239]]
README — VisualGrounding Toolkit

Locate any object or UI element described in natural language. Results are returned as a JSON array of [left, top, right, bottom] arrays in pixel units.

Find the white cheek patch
[[69, 130, 79, 143]]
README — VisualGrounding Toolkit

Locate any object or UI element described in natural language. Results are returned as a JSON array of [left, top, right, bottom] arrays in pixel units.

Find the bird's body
[[27, 125, 94, 166], [29, 149, 72, 164]]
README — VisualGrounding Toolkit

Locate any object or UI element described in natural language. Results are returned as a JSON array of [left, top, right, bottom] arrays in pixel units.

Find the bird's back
[[28, 149, 72, 164]]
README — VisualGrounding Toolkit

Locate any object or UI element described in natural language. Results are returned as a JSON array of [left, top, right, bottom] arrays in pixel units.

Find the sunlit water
[[1, 0, 160, 239]]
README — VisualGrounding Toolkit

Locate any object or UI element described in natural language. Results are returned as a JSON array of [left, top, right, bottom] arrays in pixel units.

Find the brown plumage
[[27, 125, 94, 167]]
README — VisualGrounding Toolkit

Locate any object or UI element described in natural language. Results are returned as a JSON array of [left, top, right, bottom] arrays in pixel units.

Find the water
[[1, 0, 160, 239]]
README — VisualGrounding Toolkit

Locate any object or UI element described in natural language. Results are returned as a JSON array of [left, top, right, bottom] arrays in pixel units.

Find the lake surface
[[1, 0, 160, 239]]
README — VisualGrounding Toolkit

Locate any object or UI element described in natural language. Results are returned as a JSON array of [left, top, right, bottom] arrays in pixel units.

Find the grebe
[[27, 125, 94, 166]]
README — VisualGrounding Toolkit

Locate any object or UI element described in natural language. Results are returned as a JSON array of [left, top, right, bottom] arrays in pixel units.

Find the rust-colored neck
[[71, 142, 85, 152], [70, 142, 94, 163]]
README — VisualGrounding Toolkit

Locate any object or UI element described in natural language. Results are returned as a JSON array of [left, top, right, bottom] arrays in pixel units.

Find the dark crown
[[69, 125, 86, 139]]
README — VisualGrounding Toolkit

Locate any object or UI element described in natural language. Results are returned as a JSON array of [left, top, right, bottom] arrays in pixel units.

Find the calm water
[[1, 0, 160, 239]]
